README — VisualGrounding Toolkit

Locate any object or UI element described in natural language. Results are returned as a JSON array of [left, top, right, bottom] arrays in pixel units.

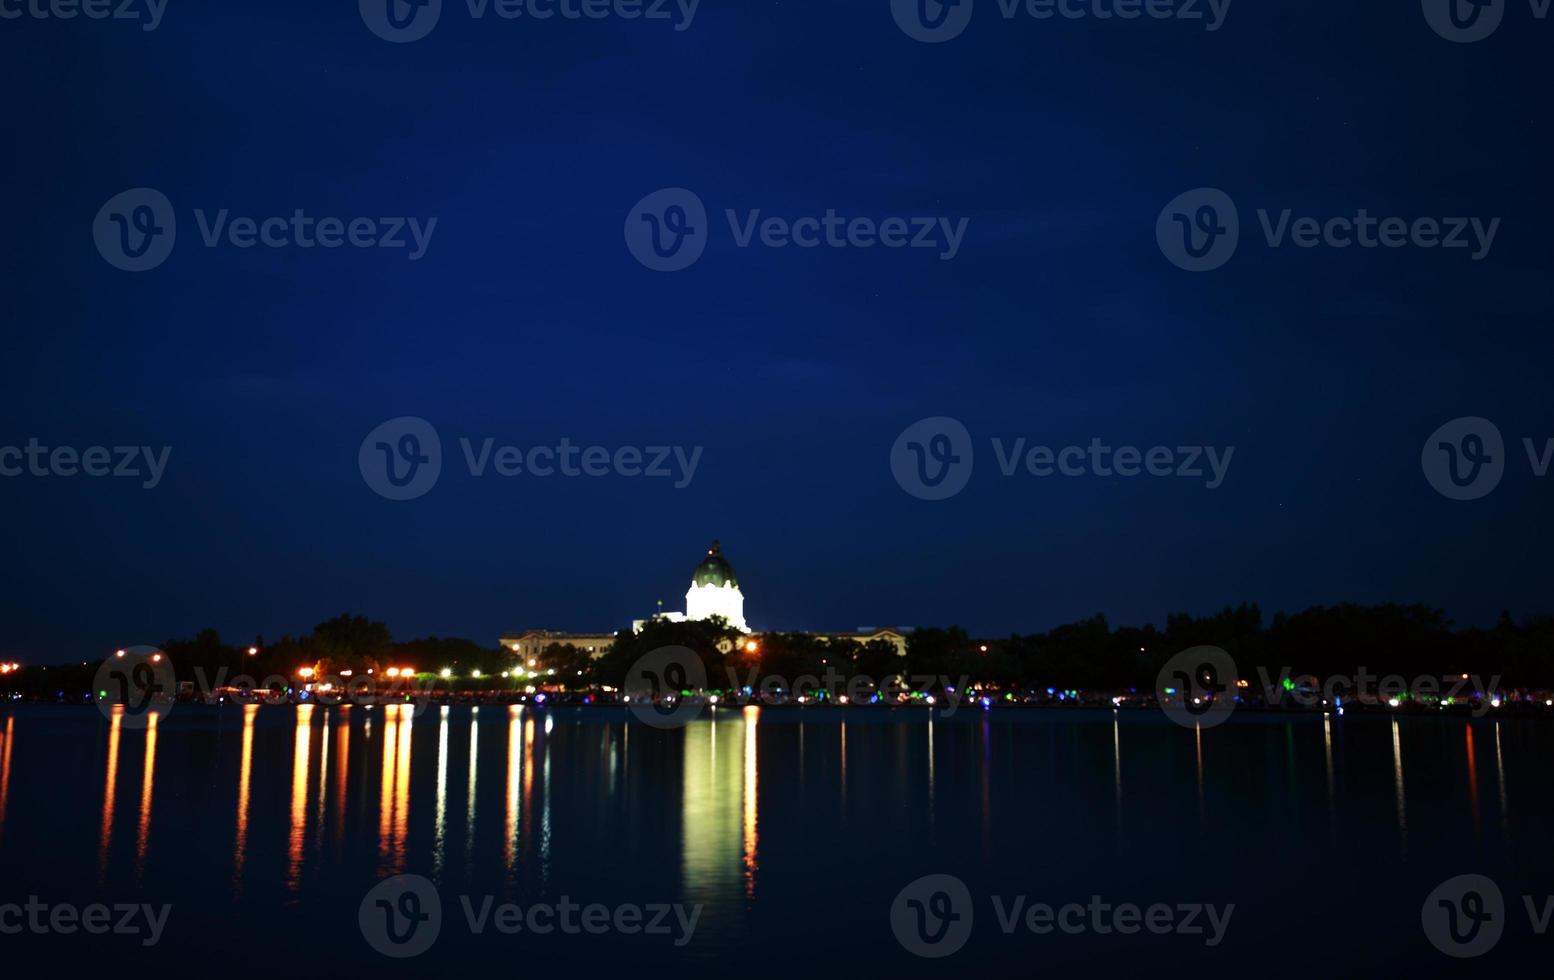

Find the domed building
[[684, 540, 748, 632], [503, 539, 910, 661]]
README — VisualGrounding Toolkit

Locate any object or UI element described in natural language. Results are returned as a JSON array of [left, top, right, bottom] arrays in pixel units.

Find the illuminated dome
[[685, 540, 747, 632], [692, 540, 739, 589]]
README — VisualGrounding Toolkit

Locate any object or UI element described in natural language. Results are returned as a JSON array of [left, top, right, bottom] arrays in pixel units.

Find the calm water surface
[[0, 703, 1546, 974]]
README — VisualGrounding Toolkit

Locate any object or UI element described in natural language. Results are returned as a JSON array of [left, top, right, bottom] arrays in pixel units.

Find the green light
[[1282, 678, 1296, 692]]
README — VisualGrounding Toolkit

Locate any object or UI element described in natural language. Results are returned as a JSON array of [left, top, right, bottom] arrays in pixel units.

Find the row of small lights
[[0, 662, 20, 674]]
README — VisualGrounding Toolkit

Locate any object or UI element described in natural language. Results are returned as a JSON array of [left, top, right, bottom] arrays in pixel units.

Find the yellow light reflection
[[379, 704, 398, 868], [99, 706, 123, 881], [333, 710, 351, 849], [435, 706, 449, 878], [288, 704, 314, 892], [395, 706, 412, 856], [926, 713, 934, 822], [1322, 713, 1336, 819], [136, 711, 159, 878], [506, 707, 523, 875], [682, 718, 741, 910], [233, 704, 258, 896], [315, 708, 330, 856], [1112, 713, 1122, 817], [1391, 717, 1407, 847], [1494, 721, 1509, 839], [0, 715, 15, 845], [742, 706, 759, 899], [839, 718, 849, 821], [1195, 721, 1205, 824], [1465, 723, 1480, 836], [377, 704, 413, 875], [466, 708, 479, 868]]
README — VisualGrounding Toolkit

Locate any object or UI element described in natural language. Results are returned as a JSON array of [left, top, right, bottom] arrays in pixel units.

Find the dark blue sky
[[3, 1, 1552, 660]]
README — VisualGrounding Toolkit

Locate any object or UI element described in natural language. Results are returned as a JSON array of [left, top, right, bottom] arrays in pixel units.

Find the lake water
[[0, 703, 1546, 974]]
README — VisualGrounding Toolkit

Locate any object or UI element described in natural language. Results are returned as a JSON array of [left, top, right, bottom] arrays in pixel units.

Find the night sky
[[3, 1, 1552, 660]]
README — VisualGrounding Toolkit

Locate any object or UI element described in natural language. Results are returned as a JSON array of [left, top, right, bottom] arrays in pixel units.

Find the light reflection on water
[[136, 710, 158, 880], [0, 714, 13, 846], [0, 700, 1546, 971], [232, 703, 256, 894], [98, 705, 121, 883]]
